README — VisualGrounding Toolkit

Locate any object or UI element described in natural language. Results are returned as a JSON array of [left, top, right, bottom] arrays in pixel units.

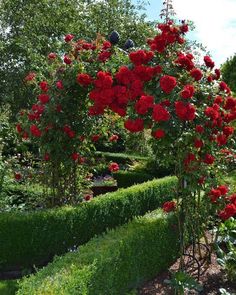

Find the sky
[[134, 0, 236, 67]]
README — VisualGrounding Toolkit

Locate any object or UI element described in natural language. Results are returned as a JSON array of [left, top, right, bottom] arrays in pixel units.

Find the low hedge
[[95, 151, 150, 164], [0, 176, 177, 271], [114, 170, 154, 188], [17, 209, 179, 295]]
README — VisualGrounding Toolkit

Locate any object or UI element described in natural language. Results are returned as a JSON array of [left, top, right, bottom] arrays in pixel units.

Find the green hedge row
[[0, 176, 177, 271], [95, 151, 150, 164], [17, 209, 179, 295], [114, 170, 154, 188]]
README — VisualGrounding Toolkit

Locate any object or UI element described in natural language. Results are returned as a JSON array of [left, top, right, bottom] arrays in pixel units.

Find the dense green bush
[[114, 170, 154, 188], [0, 176, 177, 271], [17, 209, 179, 295]]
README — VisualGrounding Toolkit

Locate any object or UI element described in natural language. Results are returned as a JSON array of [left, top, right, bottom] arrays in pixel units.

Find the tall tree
[[221, 54, 236, 94]]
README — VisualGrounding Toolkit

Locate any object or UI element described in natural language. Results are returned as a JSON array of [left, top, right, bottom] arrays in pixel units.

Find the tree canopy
[[221, 54, 236, 94]]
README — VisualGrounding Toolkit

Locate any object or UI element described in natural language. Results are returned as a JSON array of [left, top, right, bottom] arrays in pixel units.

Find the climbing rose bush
[[18, 20, 236, 247], [17, 35, 129, 204]]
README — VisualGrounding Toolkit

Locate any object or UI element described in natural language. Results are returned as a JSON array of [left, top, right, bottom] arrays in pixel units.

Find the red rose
[[203, 154, 215, 165], [152, 129, 165, 139], [217, 134, 227, 146], [91, 134, 100, 142], [224, 97, 236, 110], [152, 104, 170, 122], [190, 68, 203, 81], [175, 101, 196, 121], [229, 194, 236, 204], [48, 52, 57, 59], [109, 162, 119, 172], [44, 153, 50, 161], [39, 81, 49, 92], [25, 72, 36, 81], [14, 172, 22, 181], [56, 80, 64, 89], [160, 75, 177, 94], [223, 126, 234, 136], [214, 96, 223, 104], [218, 185, 228, 195], [198, 176, 206, 185], [98, 50, 112, 62], [64, 55, 72, 64], [124, 118, 144, 133], [204, 56, 215, 68], [135, 95, 154, 115], [16, 123, 22, 133], [184, 153, 196, 166], [219, 81, 230, 93], [129, 50, 154, 66], [195, 125, 204, 133], [38, 94, 50, 104], [30, 125, 42, 137], [209, 188, 222, 203], [219, 204, 236, 220], [180, 85, 195, 99], [64, 34, 74, 42], [207, 76, 213, 83], [22, 132, 29, 140], [71, 152, 79, 162], [194, 139, 203, 148], [77, 73, 92, 87], [109, 134, 119, 142], [162, 201, 176, 213], [84, 194, 92, 201], [180, 24, 188, 33]]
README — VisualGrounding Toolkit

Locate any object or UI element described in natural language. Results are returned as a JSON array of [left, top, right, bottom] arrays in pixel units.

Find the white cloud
[[172, 0, 236, 66]]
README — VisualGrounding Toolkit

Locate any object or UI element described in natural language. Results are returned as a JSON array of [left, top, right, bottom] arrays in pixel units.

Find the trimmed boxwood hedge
[[0, 176, 177, 271], [114, 170, 154, 188], [17, 209, 179, 295]]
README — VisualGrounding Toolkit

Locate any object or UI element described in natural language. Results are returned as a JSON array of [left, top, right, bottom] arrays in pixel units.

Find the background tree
[[221, 54, 236, 94], [0, 0, 154, 116]]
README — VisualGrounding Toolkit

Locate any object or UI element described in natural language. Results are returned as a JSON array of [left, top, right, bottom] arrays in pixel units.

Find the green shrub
[[17, 209, 179, 295], [0, 184, 45, 212], [114, 170, 154, 188], [0, 176, 177, 271]]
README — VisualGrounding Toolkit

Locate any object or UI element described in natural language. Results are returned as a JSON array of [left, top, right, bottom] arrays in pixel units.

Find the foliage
[[0, 176, 177, 271], [0, 183, 46, 212], [113, 170, 154, 188], [0, 280, 18, 295], [221, 54, 236, 94], [17, 209, 179, 295], [0, 0, 154, 114], [216, 217, 236, 282], [164, 271, 203, 295]]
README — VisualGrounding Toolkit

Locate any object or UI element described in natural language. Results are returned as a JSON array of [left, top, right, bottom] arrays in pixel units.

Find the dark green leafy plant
[[164, 271, 203, 295]]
